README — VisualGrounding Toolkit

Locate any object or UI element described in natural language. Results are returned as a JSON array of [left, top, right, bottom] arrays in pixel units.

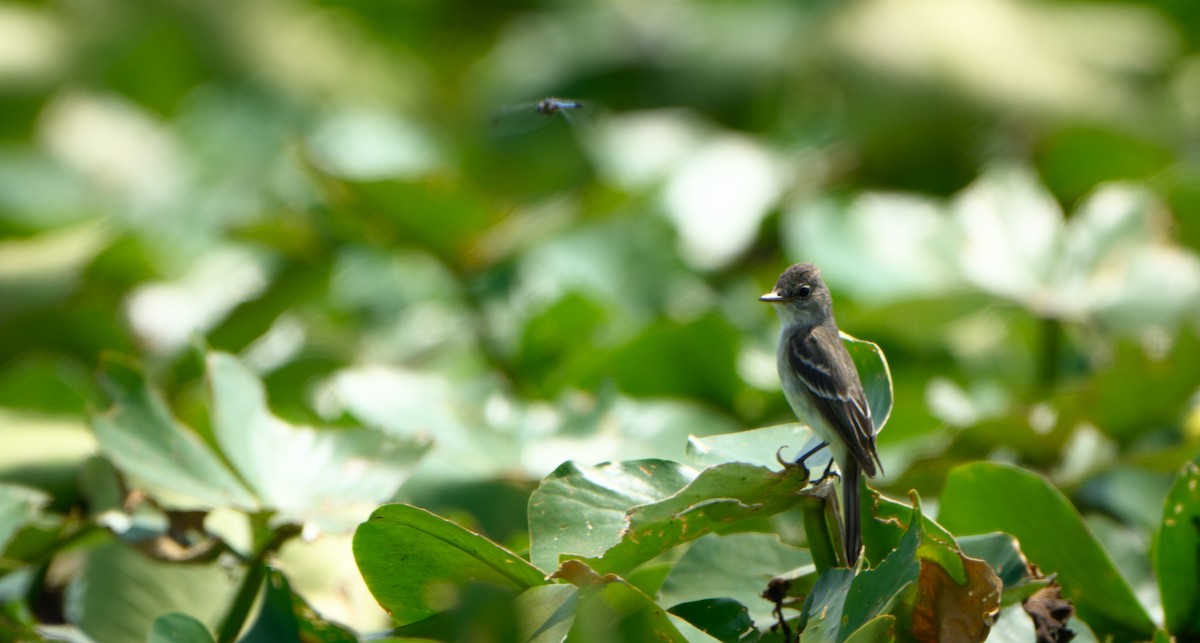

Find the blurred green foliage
[[1, 0, 1200, 639]]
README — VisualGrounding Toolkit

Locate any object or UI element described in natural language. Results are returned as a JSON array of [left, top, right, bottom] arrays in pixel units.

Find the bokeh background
[[2, 0, 1199, 638]]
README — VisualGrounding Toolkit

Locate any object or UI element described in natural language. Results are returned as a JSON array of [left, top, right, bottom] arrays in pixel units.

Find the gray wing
[[786, 323, 881, 477]]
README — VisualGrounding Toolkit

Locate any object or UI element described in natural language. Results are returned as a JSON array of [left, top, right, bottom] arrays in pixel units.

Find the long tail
[[842, 459, 862, 567]]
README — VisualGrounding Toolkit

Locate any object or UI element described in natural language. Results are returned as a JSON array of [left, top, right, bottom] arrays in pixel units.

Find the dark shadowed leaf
[[668, 598, 756, 643], [660, 532, 811, 629]]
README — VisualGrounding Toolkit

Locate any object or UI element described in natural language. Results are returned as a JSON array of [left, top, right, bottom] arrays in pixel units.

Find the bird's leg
[[820, 458, 839, 482], [789, 442, 828, 483], [792, 441, 830, 467]]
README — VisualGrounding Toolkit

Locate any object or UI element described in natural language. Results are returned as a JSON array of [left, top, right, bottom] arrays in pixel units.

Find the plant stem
[[1036, 316, 1061, 394], [801, 480, 840, 573], [214, 522, 302, 643]]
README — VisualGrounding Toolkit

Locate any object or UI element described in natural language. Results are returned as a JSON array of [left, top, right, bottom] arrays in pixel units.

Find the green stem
[[214, 521, 301, 643], [1036, 316, 1061, 394], [800, 480, 840, 573]]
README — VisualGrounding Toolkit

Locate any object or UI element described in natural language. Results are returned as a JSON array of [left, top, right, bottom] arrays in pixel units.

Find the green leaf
[[840, 502, 922, 638], [515, 585, 578, 643], [236, 567, 355, 643], [660, 533, 811, 629], [92, 357, 258, 511], [206, 352, 431, 531], [686, 424, 827, 472], [237, 568, 301, 643], [1156, 462, 1200, 638], [353, 503, 547, 625], [0, 483, 49, 552], [939, 462, 1155, 640], [801, 494, 1001, 643], [668, 598, 756, 643], [957, 532, 1038, 600], [528, 459, 698, 573], [862, 489, 960, 573], [798, 568, 855, 643], [840, 332, 893, 431], [67, 541, 239, 643], [576, 462, 816, 575], [148, 612, 215, 643], [569, 577, 693, 643], [842, 615, 895, 643]]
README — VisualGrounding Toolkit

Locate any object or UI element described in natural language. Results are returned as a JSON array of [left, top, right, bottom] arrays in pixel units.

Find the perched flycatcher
[[760, 263, 882, 567]]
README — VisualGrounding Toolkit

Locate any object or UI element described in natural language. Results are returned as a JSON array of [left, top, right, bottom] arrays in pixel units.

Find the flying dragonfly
[[490, 97, 595, 135]]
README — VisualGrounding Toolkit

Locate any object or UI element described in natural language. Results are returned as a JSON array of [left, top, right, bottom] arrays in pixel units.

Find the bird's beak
[[759, 291, 784, 302]]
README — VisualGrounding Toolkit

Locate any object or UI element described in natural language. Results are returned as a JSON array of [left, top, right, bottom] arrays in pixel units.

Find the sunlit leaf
[[0, 483, 50, 553], [528, 459, 697, 573], [530, 459, 816, 576], [687, 423, 826, 472], [207, 352, 431, 531], [353, 503, 547, 625], [92, 357, 258, 511]]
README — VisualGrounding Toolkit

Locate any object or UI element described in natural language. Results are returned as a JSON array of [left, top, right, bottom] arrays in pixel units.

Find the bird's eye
[[797, 285, 812, 298]]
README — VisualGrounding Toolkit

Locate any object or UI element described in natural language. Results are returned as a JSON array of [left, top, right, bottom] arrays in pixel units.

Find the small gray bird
[[760, 263, 882, 567]]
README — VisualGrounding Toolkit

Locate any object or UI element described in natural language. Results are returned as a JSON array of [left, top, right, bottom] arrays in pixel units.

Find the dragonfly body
[[491, 97, 592, 135]]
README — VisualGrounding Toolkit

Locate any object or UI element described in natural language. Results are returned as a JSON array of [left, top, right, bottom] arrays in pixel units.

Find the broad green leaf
[[660, 533, 810, 628], [939, 462, 1155, 640], [528, 459, 698, 573], [0, 483, 49, 552], [92, 358, 258, 511], [383, 583, 524, 641], [353, 503, 547, 625], [577, 462, 816, 575], [667, 598, 756, 643], [1156, 462, 1200, 638], [798, 568, 855, 643], [843, 615, 895, 643], [686, 424, 827, 472], [207, 352, 431, 531], [516, 585, 578, 643], [568, 576, 693, 643], [839, 332, 893, 431], [148, 613, 214, 643], [862, 489, 960, 574], [66, 541, 238, 643], [840, 503, 922, 638]]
